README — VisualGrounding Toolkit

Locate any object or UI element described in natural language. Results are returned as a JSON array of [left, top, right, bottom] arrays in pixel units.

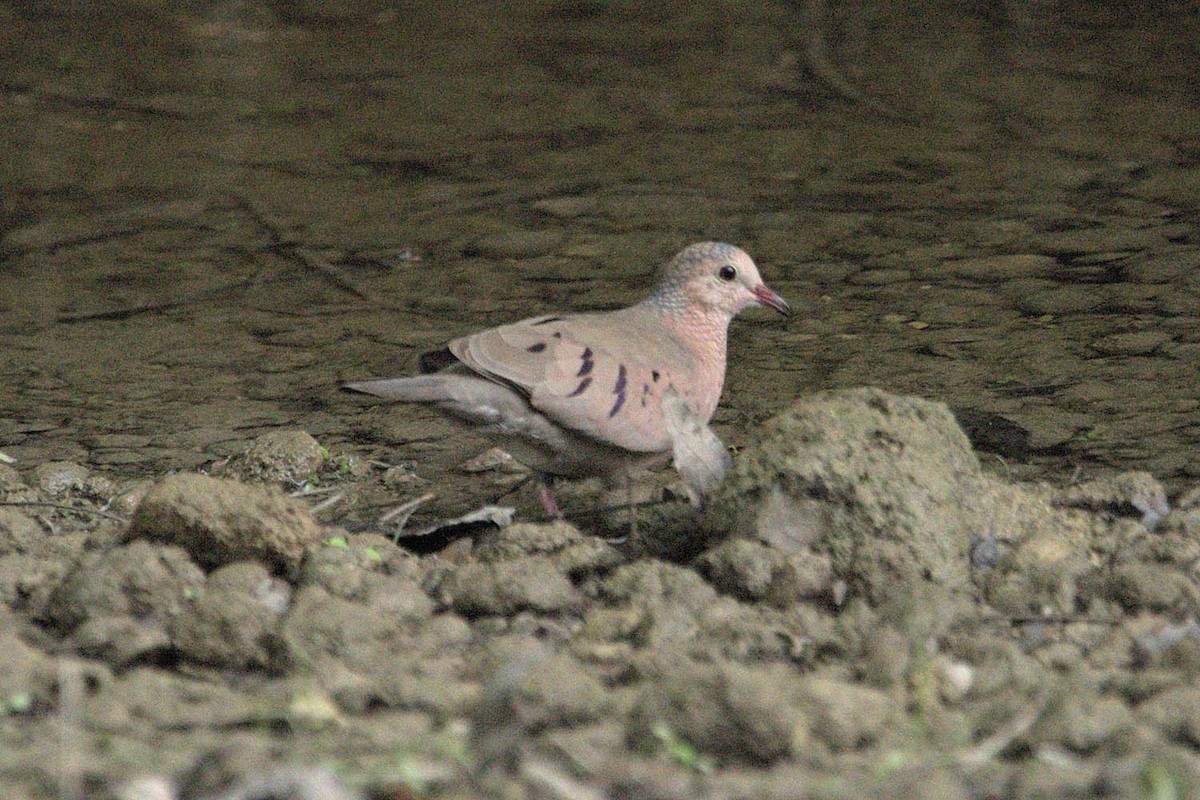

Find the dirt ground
[[2, 1, 1200, 798]]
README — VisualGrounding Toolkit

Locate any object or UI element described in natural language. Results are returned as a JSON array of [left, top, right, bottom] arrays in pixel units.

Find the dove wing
[[449, 310, 690, 453]]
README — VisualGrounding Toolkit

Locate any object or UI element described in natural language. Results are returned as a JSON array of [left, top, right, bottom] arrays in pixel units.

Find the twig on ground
[[380, 492, 437, 538]]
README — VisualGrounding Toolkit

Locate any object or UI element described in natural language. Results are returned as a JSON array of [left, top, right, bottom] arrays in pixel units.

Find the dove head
[[648, 242, 790, 320]]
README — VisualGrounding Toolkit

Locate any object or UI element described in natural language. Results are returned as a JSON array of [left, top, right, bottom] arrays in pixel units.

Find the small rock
[[217, 429, 326, 486], [460, 446, 523, 474], [697, 538, 831, 606], [110, 479, 154, 516], [0, 606, 55, 709], [128, 473, 324, 577], [937, 658, 975, 703], [30, 461, 117, 499], [797, 674, 895, 750], [472, 520, 622, 576], [30, 461, 86, 494], [0, 553, 73, 617], [474, 637, 611, 742], [279, 585, 406, 668], [0, 463, 38, 503], [300, 532, 419, 597], [112, 775, 176, 800]]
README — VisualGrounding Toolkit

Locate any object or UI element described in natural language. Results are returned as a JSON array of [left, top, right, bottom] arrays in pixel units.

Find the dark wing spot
[[553, 331, 562, 338], [526, 342, 547, 353], [608, 365, 627, 417], [652, 370, 660, 382], [577, 347, 594, 377], [567, 377, 592, 397], [531, 316, 563, 326], [609, 391, 626, 417]]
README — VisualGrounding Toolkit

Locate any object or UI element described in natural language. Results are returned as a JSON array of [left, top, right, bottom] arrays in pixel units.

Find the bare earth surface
[[2, 2, 1200, 798]]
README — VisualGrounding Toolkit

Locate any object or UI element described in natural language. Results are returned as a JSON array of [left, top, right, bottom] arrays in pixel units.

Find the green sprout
[[651, 723, 715, 774]]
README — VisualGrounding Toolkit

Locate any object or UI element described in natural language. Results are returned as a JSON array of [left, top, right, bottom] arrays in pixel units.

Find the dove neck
[[640, 295, 729, 417]]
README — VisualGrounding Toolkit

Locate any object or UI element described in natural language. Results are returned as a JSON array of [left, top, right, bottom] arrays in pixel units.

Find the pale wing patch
[[448, 315, 564, 393], [449, 314, 676, 453]]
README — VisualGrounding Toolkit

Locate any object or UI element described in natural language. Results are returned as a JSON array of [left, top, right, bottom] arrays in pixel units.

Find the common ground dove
[[345, 241, 789, 513]]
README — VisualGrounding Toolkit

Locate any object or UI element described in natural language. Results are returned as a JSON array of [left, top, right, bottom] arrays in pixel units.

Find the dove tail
[[344, 375, 539, 433], [343, 376, 458, 403]]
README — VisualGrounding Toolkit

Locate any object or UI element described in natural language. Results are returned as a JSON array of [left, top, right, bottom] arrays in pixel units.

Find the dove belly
[[344, 375, 663, 478]]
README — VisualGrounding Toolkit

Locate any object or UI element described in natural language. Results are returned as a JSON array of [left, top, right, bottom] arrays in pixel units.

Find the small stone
[[218, 429, 326, 486], [460, 447, 523, 474], [30, 461, 90, 495], [937, 658, 974, 703], [170, 562, 289, 670], [628, 660, 805, 765], [72, 616, 172, 667]]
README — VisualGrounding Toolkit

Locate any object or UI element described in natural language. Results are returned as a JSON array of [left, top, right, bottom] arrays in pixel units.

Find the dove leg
[[537, 481, 561, 518]]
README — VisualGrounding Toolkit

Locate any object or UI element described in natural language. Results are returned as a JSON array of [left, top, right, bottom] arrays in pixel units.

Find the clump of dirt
[[703, 387, 986, 600], [211, 428, 328, 486], [127, 473, 324, 577]]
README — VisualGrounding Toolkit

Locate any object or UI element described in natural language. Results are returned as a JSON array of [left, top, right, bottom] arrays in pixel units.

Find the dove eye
[[718, 265, 737, 281]]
